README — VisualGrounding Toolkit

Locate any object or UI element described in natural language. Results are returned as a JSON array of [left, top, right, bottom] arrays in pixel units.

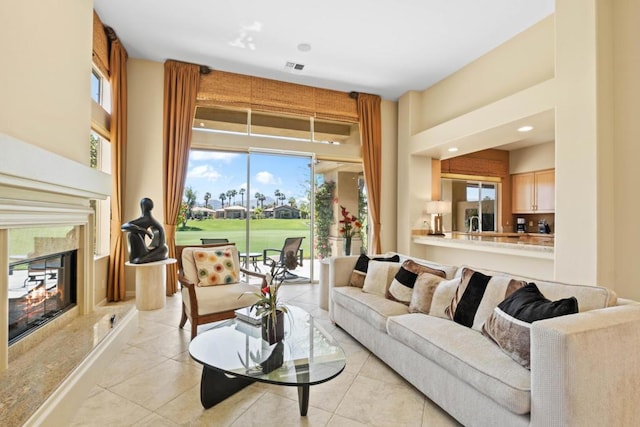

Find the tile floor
[[70, 283, 460, 426]]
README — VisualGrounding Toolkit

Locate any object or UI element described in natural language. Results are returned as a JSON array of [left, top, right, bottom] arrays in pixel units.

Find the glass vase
[[261, 310, 285, 344], [343, 237, 352, 256]]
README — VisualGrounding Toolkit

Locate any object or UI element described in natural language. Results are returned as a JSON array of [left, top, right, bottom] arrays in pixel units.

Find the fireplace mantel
[[1, 132, 111, 370]]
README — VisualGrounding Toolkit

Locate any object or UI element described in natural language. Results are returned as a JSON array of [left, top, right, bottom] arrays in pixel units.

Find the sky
[[185, 150, 312, 209]]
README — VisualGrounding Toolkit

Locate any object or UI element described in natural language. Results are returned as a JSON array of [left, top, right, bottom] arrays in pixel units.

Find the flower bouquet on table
[[242, 257, 294, 344], [339, 205, 361, 256]]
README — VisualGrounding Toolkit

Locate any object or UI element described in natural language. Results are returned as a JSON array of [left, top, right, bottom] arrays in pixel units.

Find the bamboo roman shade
[[92, 11, 109, 77], [197, 70, 358, 122]]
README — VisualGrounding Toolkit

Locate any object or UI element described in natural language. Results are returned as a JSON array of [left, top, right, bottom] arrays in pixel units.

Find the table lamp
[[425, 200, 451, 236]]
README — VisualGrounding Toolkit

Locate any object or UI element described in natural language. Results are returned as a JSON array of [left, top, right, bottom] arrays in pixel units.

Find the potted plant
[[243, 253, 297, 344]]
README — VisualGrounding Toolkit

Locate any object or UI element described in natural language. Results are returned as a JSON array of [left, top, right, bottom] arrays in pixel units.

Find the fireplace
[[8, 250, 77, 344]]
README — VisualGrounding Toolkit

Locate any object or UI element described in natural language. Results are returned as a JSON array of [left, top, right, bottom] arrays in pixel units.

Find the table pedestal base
[[200, 367, 254, 409], [200, 367, 311, 416]]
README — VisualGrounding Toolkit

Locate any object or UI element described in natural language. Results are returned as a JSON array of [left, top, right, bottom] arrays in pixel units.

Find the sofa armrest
[[327, 255, 359, 321], [530, 304, 640, 427]]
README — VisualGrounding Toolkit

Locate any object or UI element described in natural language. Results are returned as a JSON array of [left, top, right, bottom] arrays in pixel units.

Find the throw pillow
[[387, 259, 446, 305], [362, 261, 402, 297], [428, 277, 462, 319], [482, 282, 579, 369], [445, 267, 527, 330], [349, 254, 401, 288], [408, 271, 446, 313], [193, 249, 238, 286]]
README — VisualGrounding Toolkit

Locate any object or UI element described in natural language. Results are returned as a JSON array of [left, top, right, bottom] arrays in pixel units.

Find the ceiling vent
[[284, 61, 305, 73]]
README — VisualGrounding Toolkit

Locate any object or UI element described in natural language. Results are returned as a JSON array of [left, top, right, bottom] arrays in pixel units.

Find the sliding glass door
[[247, 150, 314, 281]]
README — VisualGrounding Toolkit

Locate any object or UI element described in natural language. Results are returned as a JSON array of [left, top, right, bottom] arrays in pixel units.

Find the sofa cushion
[[387, 313, 531, 415], [181, 282, 259, 316], [446, 268, 526, 330], [332, 286, 409, 332], [408, 271, 446, 314], [349, 254, 401, 288], [387, 259, 446, 305], [482, 283, 579, 369], [362, 261, 402, 297]]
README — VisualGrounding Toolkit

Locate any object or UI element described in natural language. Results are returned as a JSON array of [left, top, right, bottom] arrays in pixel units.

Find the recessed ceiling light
[[448, 147, 459, 152], [297, 43, 311, 52], [518, 125, 534, 132]]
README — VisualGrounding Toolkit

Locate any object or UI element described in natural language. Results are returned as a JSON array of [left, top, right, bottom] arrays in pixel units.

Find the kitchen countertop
[[413, 231, 554, 259]]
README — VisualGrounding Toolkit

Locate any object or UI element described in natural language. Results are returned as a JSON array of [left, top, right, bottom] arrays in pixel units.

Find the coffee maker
[[516, 217, 526, 233]]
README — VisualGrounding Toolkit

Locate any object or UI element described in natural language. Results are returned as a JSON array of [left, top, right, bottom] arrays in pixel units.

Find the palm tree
[[229, 189, 237, 206], [279, 193, 287, 206], [204, 192, 211, 209], [256, 193, 266, 209], [219, 192, 227, 208], [184, 186, 197, 218], [226, 190, 233, 206], [288, 197, 297, 208], [274, 189, 281, 206], [239, 188, 245, 206]]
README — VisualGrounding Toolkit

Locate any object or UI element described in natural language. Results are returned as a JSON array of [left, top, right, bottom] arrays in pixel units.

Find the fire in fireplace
[[8, 250, 77, 344]]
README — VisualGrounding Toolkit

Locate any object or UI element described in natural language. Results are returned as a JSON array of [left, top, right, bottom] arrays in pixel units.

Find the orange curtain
[[357, 94, 383, 254], [107, 38, 128, 301], [163, 60, 200, 295]]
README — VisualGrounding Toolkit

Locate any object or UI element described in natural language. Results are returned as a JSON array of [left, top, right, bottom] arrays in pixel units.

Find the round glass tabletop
[[189, 305, 346, 387]]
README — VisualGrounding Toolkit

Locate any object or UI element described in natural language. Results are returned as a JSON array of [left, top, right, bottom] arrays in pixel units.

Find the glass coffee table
[[189, 305, 346, 416]]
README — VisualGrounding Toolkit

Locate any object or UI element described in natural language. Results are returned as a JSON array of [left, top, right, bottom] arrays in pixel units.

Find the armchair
[[177, 243, 266, 339], [262, 237, 305, 280]]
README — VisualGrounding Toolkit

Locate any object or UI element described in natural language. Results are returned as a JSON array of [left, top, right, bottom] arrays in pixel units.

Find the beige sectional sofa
[[326, 253, 640, 427]]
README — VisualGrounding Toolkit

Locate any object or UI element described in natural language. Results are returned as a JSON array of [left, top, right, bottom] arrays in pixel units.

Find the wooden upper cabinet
[[512, 169, 555, 213]]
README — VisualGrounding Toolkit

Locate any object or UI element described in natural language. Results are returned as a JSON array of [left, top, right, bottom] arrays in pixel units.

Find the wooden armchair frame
[[176, 243, 267, 339]]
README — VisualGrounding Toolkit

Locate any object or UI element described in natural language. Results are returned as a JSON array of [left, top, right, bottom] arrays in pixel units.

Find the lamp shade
[[425, 200, 451, 214]]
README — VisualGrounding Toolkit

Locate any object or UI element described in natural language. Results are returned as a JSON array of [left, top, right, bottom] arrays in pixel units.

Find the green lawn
[[176, 218, 312, 258]]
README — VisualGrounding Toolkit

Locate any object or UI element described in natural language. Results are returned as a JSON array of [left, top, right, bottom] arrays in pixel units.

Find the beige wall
[[419, 15, 555, 130], [509, 141, 555, 174], [123, 59, 166, 294], [380, 99, 398, 252], [612, 0, 640, 299], [0, 1, 93, 164], [398, 0, 640, 300]]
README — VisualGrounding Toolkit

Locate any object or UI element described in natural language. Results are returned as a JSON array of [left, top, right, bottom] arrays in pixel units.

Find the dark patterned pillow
[[349, 254, 400, 288], [387, 259, 446, 305], [445, 268, 526, 330], [482, 283, 578, 369]]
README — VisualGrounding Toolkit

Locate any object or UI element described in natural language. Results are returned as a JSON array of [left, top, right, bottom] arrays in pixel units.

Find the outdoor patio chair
[[177, 242, 266, 339], [200, 238, 229, 244], [262, 237, 305, 280]]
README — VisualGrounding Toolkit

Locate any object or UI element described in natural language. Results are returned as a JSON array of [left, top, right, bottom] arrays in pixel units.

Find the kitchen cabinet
[[512, 169, 555, 213]]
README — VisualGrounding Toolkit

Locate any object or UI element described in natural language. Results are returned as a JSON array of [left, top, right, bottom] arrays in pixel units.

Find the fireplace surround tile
[[0, 301, 136, 426]]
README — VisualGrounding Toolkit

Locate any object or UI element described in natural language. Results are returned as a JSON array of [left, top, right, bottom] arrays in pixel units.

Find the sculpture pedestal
[[126, 258, 176, 311]]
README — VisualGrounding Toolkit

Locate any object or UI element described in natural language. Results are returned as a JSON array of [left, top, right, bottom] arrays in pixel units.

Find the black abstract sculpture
[[121, 198, 168, 264]]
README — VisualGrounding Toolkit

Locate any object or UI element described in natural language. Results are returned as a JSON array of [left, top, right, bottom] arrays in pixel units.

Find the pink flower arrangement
[[339, 205, 361, 238]]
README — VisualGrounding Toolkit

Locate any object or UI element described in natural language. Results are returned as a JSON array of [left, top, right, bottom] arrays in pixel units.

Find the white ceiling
[[93, 0, 554, 101]]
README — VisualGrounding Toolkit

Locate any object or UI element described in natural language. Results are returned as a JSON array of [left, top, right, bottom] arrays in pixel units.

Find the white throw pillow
[[428, 277, 462, 319], [362, 261, 402, 297]]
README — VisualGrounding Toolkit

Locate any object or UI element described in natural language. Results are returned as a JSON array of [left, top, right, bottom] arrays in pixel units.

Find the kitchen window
[[442, 178, 498, 233]]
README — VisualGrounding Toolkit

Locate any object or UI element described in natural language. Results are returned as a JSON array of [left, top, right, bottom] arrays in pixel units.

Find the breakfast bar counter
[[413, 231, 554, 260]]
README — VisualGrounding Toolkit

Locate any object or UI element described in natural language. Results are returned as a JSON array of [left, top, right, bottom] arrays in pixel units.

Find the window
[[90, 67, 112, 256], [442, 178, 499, 233], [192, 106, 360, 146]]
